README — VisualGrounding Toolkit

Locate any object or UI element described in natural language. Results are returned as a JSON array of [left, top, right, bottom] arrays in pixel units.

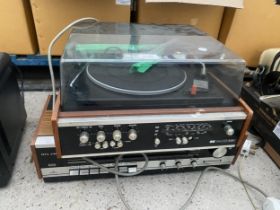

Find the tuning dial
[[224, 125, 235, 136], [154, 138, 161, 146], [96, 131, 106, 142], [182, 137, 189, 145], [113, 130, 122, 141], [128, 129, 137, 141], [79, 131, 89, 144], [176, 137, 182, 145], [117, 141, 123, 148]]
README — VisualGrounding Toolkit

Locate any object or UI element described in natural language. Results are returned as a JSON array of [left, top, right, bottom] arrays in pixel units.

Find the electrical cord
[[115, 155, 133, 210], [238, 157, 258, 210], [48, 17, 99, 109], [83, 154, 149, 210], [84, 154, 268, 210], [179, 166, 268, 210]]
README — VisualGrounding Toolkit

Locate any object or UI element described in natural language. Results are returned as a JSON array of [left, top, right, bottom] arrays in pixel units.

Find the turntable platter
[[86, 63, 187, 95]]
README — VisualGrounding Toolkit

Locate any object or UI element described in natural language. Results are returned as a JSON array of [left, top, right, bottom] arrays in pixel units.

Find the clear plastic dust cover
[[60, 22, 246, 111]]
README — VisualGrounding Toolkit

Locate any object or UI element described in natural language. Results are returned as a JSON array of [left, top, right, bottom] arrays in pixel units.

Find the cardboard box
[[0, 0, 38, 54], [30, 0, 131, 55], [219, 0, 280, 67], [137, 0, 224, 38]]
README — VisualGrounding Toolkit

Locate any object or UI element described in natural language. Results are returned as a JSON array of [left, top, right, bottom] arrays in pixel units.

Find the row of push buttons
[[69, 166, 137, 176]]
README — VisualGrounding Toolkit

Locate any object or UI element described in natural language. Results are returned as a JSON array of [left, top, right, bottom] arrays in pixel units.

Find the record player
[[51, 23, 252, 159], [60, 23, 245, 111]]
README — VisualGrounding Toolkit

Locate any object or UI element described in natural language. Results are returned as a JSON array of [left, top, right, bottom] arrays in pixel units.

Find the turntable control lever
[[79, 131, 89, 144], [113, 130, 122, 141], [224, 125, 235, 136]]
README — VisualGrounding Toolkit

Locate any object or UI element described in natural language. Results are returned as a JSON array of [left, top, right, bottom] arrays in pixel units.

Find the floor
[[0, 92, 279, 210]]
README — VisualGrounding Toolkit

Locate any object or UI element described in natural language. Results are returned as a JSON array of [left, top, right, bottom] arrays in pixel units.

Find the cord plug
[[240, 140, 253, 157], [263, 197, 280, 210]]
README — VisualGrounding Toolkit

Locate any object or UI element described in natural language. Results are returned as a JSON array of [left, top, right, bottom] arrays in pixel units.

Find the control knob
[[117, 141, 123, 148], [110, 141, 116, 147], [182, 137, 189, 145], [94, 142, 101, 150], [191, 160, 198, 168], [176, 137, 182, 145], [113, 130, 122, 141], [154, 138, 161, 146], [128, 129, 137, 141], [224, 125, 235, 136], [176, 161, 182, 169], [102, 141, 109, 149], [79, 131, 89, 144], [96, 131, 106, 142], [160, 162, 166, 170]]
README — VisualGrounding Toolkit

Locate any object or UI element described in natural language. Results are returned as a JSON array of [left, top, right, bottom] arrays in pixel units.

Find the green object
[[75, 44, 159, 73], [132, 62, 156, 73], [75, 44, 157, 52]]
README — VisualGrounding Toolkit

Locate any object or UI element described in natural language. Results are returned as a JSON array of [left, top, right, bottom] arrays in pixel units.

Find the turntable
[[60, 23, 245, 111], [51, 23, 252, 160]]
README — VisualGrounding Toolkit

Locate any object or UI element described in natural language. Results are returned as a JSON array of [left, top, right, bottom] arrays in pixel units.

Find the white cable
[[115, 156, 133, 210], [238, 157, 258, 210], [179, 166, 268, 210], [48, 17, 99, 109], [83, 154, 149, 210]]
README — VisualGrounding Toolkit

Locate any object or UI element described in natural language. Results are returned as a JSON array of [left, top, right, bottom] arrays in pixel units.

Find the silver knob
[[94, 142, 101, 149], [182, 137, 189, 145], [102, 141, 109, 149], [128, 129, 137, 141], [224, 125, 235, 136], [176, 161, 182, 169], [117, 141, 123, 148], [176, 137, 182, 145], [110, 141, 116, 147], [191, 160, 198, 168], [113, 130, 122, 141], [160, 162, 166, 170], [79, 131, 89, 144], [154, 138, 161, 146], [96, 131, 106, 142]]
